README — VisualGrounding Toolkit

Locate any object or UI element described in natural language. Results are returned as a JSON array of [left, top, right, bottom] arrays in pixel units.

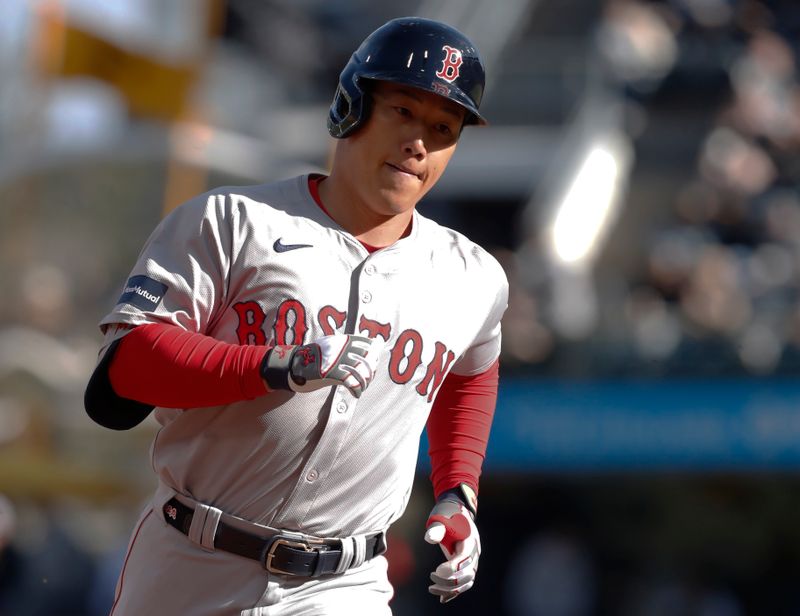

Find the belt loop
[[334, 537, 355, 574], [350, 534, 367, 569], [376, 531, 388, 556], [188, 502, 223, 552]]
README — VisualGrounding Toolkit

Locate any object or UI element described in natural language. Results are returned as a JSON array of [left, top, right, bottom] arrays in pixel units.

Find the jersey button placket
[[275, 391, 359, 525]]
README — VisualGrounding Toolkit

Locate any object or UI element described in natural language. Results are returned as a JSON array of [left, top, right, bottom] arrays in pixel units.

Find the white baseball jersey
[[100, 174, 508, 539]]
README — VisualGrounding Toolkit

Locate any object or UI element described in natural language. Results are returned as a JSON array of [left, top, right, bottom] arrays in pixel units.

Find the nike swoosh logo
[[274, 238, 313, 253]]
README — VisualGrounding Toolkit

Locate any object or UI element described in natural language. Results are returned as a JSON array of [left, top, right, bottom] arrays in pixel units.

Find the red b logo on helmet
[[436, 45, 463, 83]]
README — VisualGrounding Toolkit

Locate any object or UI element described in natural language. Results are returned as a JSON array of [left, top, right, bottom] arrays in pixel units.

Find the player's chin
[[377, 189, 422, 216]]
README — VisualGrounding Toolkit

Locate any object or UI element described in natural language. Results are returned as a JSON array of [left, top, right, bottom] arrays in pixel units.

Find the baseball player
[[85, 16, 508, 615]]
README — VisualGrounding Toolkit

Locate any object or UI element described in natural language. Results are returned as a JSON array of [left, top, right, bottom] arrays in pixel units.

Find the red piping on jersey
[[109, 323, 270, 408], [109, 508, 153, 616], [426, 360, 499, 500], [308, 173, 332, 217]]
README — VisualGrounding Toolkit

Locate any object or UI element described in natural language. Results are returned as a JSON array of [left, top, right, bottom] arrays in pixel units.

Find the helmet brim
[[361, 73, 488, 127]]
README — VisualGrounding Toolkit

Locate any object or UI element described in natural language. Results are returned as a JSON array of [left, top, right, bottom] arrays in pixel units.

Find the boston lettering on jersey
[[234, 299, 455, 402]]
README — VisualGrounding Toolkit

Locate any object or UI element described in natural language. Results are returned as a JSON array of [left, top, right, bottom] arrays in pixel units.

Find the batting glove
[[424, 496, 481, 603], [261, 334, 382, 398]]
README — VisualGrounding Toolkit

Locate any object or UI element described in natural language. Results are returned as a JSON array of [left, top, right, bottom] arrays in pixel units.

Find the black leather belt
[[162, 498, 385, 577]]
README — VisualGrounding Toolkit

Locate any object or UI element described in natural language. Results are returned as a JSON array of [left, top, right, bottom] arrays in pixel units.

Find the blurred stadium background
[[2, 0, 800, 613]]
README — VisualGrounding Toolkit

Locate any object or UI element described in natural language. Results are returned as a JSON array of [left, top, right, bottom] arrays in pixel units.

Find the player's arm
[[427, 360, 498, 500], [84, 323, 382, 429], [422, 360, 499, 603], [84, 323, 269, 430]]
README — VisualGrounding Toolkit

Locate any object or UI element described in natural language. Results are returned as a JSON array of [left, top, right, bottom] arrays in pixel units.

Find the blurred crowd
[[627, 0, 800, 377], [0, 495, 126, 616], [500, 0, 800, 378]]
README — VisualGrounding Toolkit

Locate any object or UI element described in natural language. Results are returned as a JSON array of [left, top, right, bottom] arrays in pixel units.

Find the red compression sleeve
[[426, 360, 499, 499], [108, 323, 270, 408]]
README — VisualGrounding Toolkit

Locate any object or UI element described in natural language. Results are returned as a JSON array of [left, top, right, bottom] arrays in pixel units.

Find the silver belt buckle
[[264, 534, 330, 575], [264, 537, 312, 575]]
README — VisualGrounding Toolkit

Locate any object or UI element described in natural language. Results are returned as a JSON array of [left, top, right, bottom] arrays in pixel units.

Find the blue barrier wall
[[420, 379, 800, 471]]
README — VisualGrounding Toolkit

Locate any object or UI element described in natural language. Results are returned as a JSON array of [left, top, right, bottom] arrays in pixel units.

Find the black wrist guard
[[260, 345, 296, 390]]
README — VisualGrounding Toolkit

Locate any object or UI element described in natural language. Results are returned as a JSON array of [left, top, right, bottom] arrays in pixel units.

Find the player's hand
[[261, 334, 382, 398], [424, 498, 481, 603]]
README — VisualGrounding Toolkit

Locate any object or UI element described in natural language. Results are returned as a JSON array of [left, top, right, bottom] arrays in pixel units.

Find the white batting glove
[[424, 498, 481, 603], [261, 334, 382, 398]]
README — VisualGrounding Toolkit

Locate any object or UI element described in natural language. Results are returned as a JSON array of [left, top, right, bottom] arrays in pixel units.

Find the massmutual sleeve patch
[[118, 275, 169, 311]]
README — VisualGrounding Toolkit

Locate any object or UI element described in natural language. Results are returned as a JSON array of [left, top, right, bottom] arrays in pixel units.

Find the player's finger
[[428, 579, 473, 602], [346, 336, 372, 357], [363, 351, 380, 375], [441, 582, 473, 603], [350, 334, 373, 346], [358, 356, 377, 383], [424, 521, 446, 545], [434, 587, 471, 604], [430, 574, 474, 593], [365, 336, 385, 358], [341, 364, 368, 390], [349, 352, 377, 381], [432, 557, 476, 582], [340, 374, 363, 398], [426, 512, 471, 554], [447, 539, 478, 564], [346, 363, 378, 395]]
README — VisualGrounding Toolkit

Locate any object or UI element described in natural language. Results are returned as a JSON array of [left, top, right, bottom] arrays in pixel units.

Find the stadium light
[[549, 134, 631, 267]]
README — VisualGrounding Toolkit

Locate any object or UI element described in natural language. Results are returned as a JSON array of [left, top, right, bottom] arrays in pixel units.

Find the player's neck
[[317, 174, 413, 248]]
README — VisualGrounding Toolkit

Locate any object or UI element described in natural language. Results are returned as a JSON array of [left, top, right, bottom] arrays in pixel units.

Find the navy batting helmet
[[328, 17, 487, 139]]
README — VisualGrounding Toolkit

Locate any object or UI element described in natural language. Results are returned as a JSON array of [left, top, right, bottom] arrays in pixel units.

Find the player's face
[[339, 81, 466, 216]]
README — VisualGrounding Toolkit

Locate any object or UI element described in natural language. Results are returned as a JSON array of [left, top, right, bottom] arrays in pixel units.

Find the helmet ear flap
[[332, 87, 350, 124], [327, 78, 372, 138], [327, 85, 354, 138]]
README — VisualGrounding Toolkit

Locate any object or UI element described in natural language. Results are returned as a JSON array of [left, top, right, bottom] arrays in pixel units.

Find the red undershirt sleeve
[[426, 359, 500, 499], [108, 323, 270, 408]]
